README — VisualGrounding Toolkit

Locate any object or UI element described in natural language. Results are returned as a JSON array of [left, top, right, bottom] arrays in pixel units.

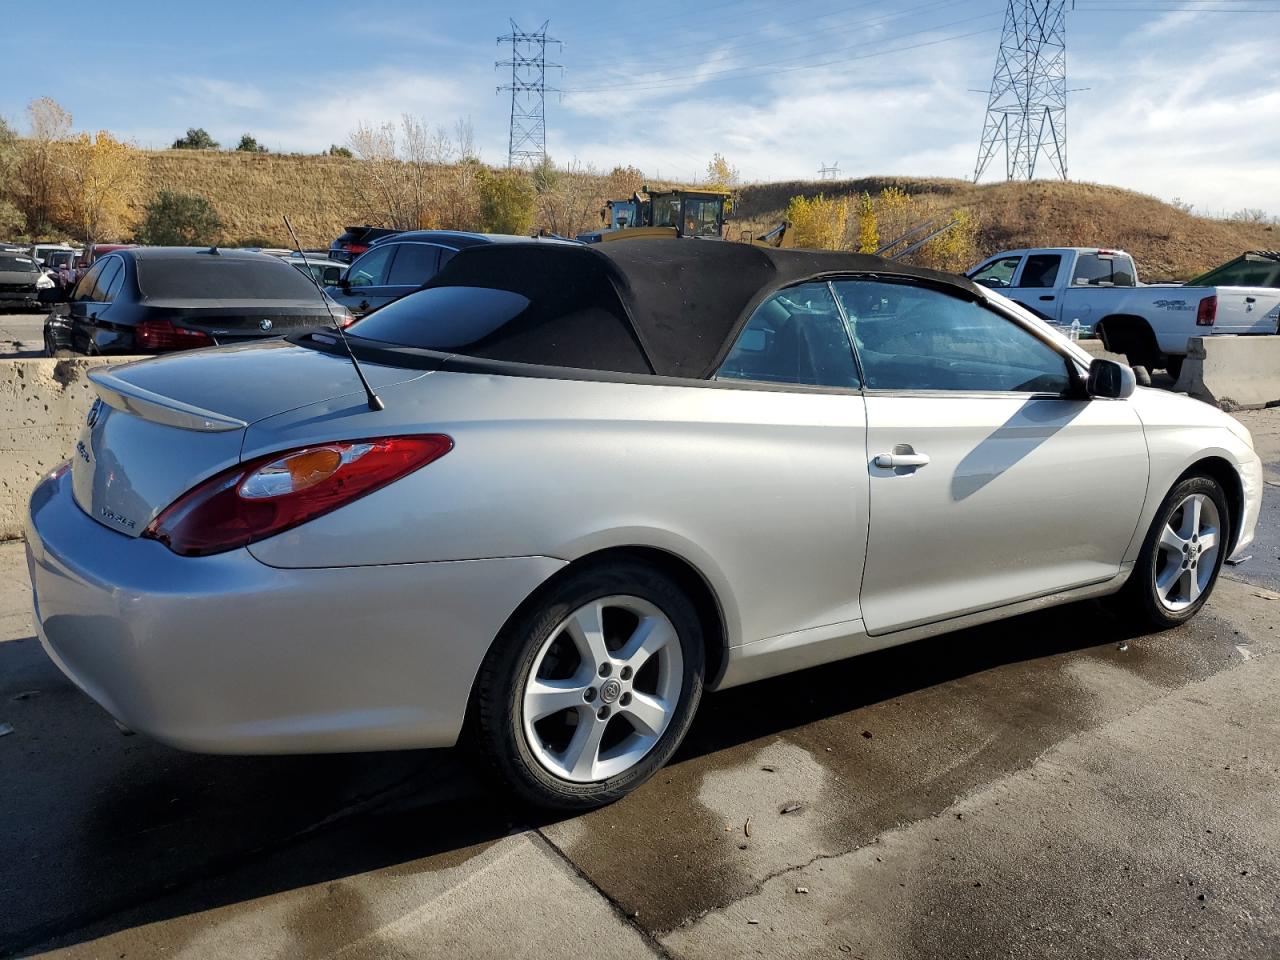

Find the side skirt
[[711, 564, 1133, 691]]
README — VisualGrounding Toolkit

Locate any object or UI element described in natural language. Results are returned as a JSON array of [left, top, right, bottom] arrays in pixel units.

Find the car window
[[137, 257, 322, 300], [1072, 253, 1136, 287], [716, 281, 860, 389], [386, 243, 441, 285], [969, 256, 1021, 289], [0, 255, 38, 273], [101, 259, 127, 302], [347, 245, 396, 287], [72, 261, 107, 302], [90, 258, 122, 302], [1017, 254, 1061, 288], [832, 279, 1072, 394], [683, 198, 722, 237]]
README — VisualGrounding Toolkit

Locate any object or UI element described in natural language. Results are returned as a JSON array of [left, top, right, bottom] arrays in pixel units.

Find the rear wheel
[[1113, 475, 1230, 630], [1165, 355, 1184, 380], [474, 561, 705, 810]]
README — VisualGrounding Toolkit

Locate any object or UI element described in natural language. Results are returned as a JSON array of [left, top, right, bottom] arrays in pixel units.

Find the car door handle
[[1245, 296, 1256, 303], [1039, 295, 1055, 301], [875, 452, 931, 469]]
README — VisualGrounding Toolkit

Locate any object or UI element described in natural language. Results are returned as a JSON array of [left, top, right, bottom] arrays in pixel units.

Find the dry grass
[[736, 176, 1277, 281], [134, 152, 1275, 279]]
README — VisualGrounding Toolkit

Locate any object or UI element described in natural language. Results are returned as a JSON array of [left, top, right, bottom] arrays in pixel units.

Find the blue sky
[[2, 0, 1278, 213]]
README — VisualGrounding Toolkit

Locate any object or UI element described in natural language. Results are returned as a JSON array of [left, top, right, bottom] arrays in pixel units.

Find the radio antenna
[[283, 216, 384, 412]]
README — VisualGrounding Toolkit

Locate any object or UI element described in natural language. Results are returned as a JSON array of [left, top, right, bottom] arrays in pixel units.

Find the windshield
[[349, 286, 532, 349], [137, 256, 324, 300], [0, 255, 38, 273]]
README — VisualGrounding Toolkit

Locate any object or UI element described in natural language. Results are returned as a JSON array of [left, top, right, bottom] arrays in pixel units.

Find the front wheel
[[1114, 475, 1230, 630], [474, 561, 705, 810]]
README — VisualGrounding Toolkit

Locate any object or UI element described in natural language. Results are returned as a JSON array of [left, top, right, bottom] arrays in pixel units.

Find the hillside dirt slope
[[136, 153, 1275, 280], [736, 176, 1276, 281]]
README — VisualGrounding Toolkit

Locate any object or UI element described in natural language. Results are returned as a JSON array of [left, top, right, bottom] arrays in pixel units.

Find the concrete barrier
[[0, 357, 147, 540], [1173, 335, 1280, 411]]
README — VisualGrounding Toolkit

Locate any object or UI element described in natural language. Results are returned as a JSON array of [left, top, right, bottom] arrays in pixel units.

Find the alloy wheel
[[1154, 493, 1221, 612], [521, 595, 684, 783]]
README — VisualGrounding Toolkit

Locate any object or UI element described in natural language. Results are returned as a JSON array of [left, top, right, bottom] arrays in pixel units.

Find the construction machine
[[577, 185, 794, 248]]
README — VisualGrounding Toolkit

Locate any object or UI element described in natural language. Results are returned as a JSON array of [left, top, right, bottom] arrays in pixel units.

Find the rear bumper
[[25, 471, 564, 753]]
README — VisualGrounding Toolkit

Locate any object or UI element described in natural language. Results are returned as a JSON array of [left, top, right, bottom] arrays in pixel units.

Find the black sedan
[[44, 247, 352, 356]]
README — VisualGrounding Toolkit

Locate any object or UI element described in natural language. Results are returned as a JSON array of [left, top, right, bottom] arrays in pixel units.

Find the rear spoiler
[[89, 368, 248, 433]]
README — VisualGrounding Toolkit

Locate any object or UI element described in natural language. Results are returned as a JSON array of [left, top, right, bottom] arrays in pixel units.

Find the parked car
[[325, 230, 544, 317], [329, 225, 400, 263], [967, 247, 1280, 377], [42, 246, 352, 356], [289, 254, 347, 286], [84, 242, 138, 265], [26, 240, 1261, 809], [0, 252, 44, 310]]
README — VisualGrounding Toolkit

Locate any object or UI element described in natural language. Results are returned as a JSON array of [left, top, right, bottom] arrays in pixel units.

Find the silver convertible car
[[26, 240, 1262, 809]]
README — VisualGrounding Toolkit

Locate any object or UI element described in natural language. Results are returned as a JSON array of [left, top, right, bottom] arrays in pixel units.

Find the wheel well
[[1095, 315, 1157, 361], [491, 545, 728, 689], [1179, 456, 1244, 551]]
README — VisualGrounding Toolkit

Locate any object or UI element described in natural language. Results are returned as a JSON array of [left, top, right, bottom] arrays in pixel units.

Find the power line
[[496, 19, 561, 168], [974, 1, 1070, 182], [563, 13, 1002, 94]]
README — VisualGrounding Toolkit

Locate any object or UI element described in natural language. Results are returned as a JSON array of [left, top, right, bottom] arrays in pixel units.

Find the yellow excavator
[[577, 186, 793, 248]]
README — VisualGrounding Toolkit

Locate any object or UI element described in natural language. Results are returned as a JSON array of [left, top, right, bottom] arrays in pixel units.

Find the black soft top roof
[[424, 238, 983, 379]]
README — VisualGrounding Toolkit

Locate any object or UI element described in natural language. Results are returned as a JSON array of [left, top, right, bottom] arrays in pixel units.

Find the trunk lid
[[72, 339, 425, 537], [140, 300, 339, 343]]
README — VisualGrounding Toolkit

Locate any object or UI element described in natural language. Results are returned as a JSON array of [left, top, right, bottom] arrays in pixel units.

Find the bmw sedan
[[43, 246, 352, 356], [25, 239, 1262, 809]]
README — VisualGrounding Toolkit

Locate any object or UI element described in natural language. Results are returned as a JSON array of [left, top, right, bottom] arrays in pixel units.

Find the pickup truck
[[967, 247, 1280, 377]]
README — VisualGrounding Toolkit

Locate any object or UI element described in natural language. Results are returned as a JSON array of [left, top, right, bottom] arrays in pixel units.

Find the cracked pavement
[[0, 409, 1276, 959]]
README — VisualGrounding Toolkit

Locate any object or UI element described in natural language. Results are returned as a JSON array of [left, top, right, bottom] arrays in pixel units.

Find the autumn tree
[[785, 194, 849, 250], [59, 131, 144, 244], [137, 190, 222, 246], [705, 153, 739, 189], [347, 115, 434, 229], [601, 165, 645, 201], [478, 167, 535, 235], [0, 118, 21, 236], [532, 158, 599, 238], [11, 97, 73, 236], [855, 192, 879, 254]]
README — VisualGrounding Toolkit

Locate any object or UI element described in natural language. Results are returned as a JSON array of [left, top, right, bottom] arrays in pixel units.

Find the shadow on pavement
[[1, 598, 1145, 956]]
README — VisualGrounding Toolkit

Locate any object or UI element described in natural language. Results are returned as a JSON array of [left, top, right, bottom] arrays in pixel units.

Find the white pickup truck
[[967, 247, 1280, 377]]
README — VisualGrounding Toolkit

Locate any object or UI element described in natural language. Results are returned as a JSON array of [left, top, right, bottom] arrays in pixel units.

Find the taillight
[[1196, 295, 1217, 326], [136, 319, 214, 351], [143, 435, 452, 556]]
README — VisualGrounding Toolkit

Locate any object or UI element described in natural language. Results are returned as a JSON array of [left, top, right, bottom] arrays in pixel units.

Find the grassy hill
[[736, 176, 1276, 282], [134, 152, 1276, 281]]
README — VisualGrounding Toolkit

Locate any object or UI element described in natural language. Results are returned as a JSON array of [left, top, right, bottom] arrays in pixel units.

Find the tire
[[1112, 475, 1230, 631], [1165, 355, 1184, 380], [474, 560, 705, 810]]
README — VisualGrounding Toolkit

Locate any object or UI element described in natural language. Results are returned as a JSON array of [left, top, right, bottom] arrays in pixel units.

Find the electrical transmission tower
[[974, 0, 1070, 182], [818, 161, 841, 181], [496, 20, 561, 168]]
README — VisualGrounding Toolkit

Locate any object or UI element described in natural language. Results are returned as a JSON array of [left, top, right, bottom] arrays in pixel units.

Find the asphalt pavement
[[0, 311, 47, 358], [0, 383, 1276, 958]]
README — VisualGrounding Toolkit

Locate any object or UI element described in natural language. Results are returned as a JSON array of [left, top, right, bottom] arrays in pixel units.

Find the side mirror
[[1086, 358, 1136, 399], [340, 277, 351, 293]]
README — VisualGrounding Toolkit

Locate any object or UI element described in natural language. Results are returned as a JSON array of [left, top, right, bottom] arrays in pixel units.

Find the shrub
[[136, 190, 222, 245], [478, 168, 535, 235], [236, 134, 268, 154], [785, 194, 849, 250]]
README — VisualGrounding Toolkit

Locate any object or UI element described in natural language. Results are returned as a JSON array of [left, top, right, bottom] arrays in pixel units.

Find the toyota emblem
[[259, 318, 273, 332]]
